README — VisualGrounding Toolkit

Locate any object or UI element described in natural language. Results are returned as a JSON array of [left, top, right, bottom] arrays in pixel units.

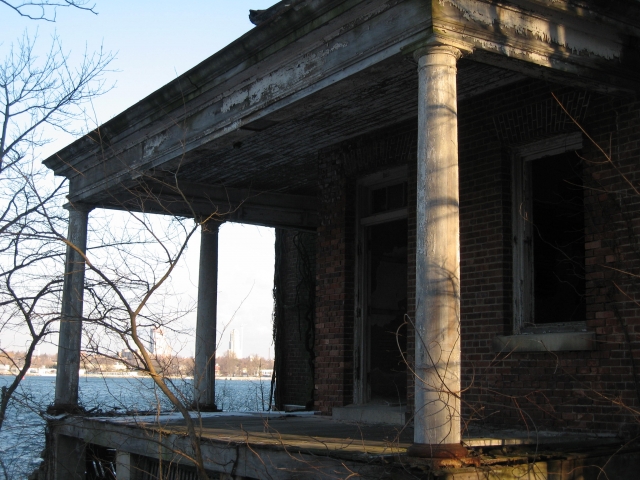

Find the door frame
[[353, 166, 408, 405]]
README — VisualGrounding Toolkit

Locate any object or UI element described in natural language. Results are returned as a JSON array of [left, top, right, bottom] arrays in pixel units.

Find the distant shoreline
[[1, 372, 272, 381], [217, 376, 272, 381]]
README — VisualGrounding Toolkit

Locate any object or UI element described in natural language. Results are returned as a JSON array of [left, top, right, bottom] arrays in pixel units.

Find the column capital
[[200, 219, 223, 233], [403, 34, 474, 62], [63, 201, 94, 214]]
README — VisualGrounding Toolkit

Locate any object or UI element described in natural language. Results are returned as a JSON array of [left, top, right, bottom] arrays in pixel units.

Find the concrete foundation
[[43, 413, 640, 480], [51, 434, 85, 480]]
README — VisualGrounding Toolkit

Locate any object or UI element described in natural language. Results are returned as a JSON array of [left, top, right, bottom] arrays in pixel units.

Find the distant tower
[[229, 329, 243, 358], [149, 327, 156, 354], [149, 327, 171, 356], [240, 324, 245, 359]]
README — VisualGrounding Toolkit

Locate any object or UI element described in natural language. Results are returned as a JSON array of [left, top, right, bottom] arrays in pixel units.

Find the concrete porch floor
[[49, 411, 640, 479]]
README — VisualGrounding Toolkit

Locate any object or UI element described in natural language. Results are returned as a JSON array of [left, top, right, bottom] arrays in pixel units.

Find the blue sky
[[2, 0, 276, 135], [1, 0, 279, 358]]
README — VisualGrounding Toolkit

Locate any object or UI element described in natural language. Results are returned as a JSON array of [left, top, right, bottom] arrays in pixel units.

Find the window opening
[[370, 182, 408, 215], [512, 136, 586, 332], [531, 153, 585, 324]]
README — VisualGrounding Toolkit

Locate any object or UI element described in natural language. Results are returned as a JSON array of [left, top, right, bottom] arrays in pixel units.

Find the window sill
[[492, 331, 596, 352]]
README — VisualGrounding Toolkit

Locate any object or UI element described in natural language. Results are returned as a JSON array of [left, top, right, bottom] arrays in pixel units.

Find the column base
[[407, 442, 468, 458], [407, 443, 478, 467], [46, 404, 85, 415], [190, 403, 220, 412]]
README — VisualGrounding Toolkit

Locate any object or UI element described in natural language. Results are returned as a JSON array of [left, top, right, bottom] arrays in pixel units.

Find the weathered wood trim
[[45, 0, 640, 211], [511, 147, 532, 334], [173, 182, 318, 212], [50, 416, 413, 479], [510, 132, 583, 333], [93, 182, 319, 230], [432, 0, 640, 93], [518, 131, 583, 162], [47, 0, 433, 204], [44, 0, 370, 174]]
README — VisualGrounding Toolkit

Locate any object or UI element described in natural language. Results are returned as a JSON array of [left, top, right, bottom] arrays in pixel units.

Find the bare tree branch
[[0, 19, 112, 479], [0, 32, 114, 172], [0, 0, 96, 22]]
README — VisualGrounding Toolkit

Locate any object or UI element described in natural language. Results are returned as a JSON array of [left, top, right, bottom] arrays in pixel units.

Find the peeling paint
[[221, 90, 249, 114], [327, 3, 392, 43], [221, 42, 349, 115], [142, 131, 168, 159], [441, 0, 620, 59], [223, 120, 242, 134], [469, 37, 552, 65]]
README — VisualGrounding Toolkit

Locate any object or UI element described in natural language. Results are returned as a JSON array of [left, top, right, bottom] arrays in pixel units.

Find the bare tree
[[0, 5, 230, 480], [51, 181, 218, 479], [0, 0, 96, 21], [0, 29, 112, 479], [1, 32, 112, 172], [0, 29, 240, 476]]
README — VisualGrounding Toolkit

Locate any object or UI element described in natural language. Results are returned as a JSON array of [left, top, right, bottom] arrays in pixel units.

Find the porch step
[[332, 404, 406, 425]]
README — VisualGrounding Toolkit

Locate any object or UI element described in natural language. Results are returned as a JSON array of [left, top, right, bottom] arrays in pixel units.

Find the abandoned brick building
[[43, 0, 640, 478]]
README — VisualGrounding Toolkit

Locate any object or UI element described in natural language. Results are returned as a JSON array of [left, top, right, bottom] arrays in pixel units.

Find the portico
[[44, 0, 640, 477]]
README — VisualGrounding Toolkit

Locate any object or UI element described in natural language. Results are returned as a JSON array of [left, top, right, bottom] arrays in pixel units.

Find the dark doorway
[[366, 218, 407, 404]]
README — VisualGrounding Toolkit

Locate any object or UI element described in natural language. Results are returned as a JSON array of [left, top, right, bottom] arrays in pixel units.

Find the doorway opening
[[366, 218, 408, 404], [353, 167, 408, 407]]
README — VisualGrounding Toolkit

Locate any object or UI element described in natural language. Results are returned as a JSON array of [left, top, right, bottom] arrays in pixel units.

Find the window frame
[[511, 132, 585, 335]]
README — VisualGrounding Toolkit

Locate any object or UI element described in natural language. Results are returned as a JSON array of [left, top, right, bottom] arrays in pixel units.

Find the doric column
[[54, 203, 91, 410], [193, 222, 220, 410], [410, 43, 468, 458]]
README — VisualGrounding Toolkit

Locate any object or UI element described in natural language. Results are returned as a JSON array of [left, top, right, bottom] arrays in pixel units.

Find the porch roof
[[42, 0, 640, 230]]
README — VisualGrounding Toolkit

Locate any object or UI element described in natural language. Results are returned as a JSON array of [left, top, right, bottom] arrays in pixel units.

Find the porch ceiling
[[42, 0, 639, 230], [67, 55, 523, 230], [163, 57, 521, 196]]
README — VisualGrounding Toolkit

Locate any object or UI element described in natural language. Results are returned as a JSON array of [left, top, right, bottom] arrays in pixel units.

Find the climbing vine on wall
[[271, 229, 316, 410]]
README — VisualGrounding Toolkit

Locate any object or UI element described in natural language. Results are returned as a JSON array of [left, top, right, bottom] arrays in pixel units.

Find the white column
[[193, 223, 220, 410], [411, 44, 465, 457], [54, 204, 90, 410]]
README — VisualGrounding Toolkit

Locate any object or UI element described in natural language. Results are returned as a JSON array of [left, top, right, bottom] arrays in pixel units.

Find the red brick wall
[[406, 153, 417, 416], [315, 153, 356, 414], [581, 94, 640, 436], [314, 78, 640, 436], [315, 124, 415, 414], [457, 82, 521, 431], [458, 80, 640, 437], [274, 229, 316, 409]]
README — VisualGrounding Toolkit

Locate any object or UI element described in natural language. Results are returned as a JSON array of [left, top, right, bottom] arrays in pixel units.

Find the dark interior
[[532, 151, 586, 324], [367, 218, 408, 403]]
